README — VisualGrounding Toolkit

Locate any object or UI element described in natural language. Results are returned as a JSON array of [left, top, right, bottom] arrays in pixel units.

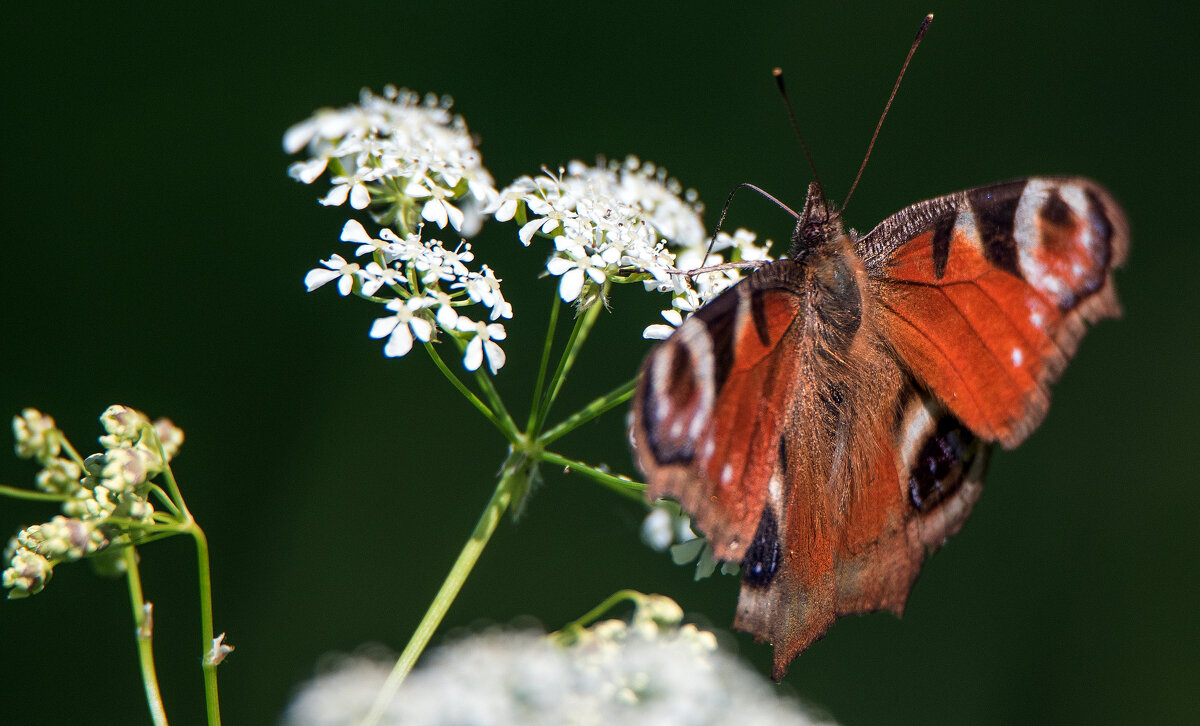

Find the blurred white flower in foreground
[[284, 620, 834, 726]]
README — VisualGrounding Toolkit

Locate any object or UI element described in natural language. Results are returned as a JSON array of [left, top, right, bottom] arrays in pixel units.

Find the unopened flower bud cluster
[[3, 406, 183, 598]]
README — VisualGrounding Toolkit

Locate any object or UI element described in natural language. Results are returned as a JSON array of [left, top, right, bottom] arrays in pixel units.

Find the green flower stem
[[58, 436, 87, 468], [532, 280, 609, 434], [538, 451, 645, 503], [124, 547, 168, 726], [188, 521, 222, 726], [0, 483, 74, 502], [149, 429, 221, 726], [423, 340, 511, 440], [527, 290, 562, 431], [538, 376, 638, 446], [360, 464, 519, 726], [471, 367, 518, 438], [147, 484, 183, 518], [552, 588, 644, 643]]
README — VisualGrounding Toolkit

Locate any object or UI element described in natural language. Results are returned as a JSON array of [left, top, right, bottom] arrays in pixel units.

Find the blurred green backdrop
[[2, 2, 1195, 724]]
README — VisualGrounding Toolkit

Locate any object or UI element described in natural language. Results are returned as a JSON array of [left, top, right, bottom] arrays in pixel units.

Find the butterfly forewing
[[862, 176, 1128, 447]]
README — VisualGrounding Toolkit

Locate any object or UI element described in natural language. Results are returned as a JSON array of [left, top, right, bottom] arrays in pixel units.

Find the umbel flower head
[[285, 86, 498, 236], [288, 88, 776, 373], [493, 157, 774, 331], [283, 595, 834, 726], [289, 88, 513, 373]]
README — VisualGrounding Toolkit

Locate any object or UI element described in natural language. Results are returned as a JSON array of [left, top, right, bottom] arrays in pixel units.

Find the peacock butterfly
[[628, 26, 1128, 680]]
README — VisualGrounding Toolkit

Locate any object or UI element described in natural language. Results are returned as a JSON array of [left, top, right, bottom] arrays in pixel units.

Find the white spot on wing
[[1011, 347, 1024, 367], [767, 473, 782, 507], [721, 463, 733, 485], [1014, 179, 1071, 304]]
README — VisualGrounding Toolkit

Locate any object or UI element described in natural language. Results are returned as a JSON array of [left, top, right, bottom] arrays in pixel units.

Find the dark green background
[[3, 2, 1195, 724]]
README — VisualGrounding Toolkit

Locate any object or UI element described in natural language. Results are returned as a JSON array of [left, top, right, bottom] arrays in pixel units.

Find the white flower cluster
[[285, 86, 498, 235], [289, 88, 510, 373], [494, 156, 774, 335], [283, 598, 833, 726], [3, 406, 183, 598]]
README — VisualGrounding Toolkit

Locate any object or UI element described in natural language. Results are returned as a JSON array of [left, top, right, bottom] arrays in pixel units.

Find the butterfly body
[[630, 177, 1126, 680]]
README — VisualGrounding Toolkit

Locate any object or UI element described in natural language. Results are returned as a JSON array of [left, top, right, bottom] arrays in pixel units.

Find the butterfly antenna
[[698, 182, 802, 268], [841, 12, 934, 214], [772, 67, 824, 204]]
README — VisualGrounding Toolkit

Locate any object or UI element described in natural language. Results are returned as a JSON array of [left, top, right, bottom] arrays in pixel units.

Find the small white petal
[[463, 337, 483, 371], [545, 257, 574, 276], [336, 274, 355, 296], [304, 268, 340, 291], [518, 218, 543, 246], [585, 265, 607, 284], [349, 183, 371, 210], [445, 203, 465, 231], [340, 219, 373, 245], [436, 305, 458, 328], [494, 198, 517, 222], [643, 324, 676, 340], [369, 316, 400, 339], [558, 268, 584, 302], [410, 318, 433, 343], [482, 340, 506, 373], [287, 157, 328, 184], [485, 323, 507, 342], [422, 199, 448, 228], [320, 185, 350, 207], [383, 326, 414, 357]]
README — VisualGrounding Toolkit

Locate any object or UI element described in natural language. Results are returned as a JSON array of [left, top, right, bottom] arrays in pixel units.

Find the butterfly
[[629, 174, 1128, 680]]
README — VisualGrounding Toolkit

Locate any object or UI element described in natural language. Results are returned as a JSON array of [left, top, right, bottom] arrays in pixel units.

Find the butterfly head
[[790, 181, 846, 258]]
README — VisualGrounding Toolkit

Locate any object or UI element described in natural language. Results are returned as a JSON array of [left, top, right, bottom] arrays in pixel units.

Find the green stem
[[58, 436, 87, 469], [124, 547, 169, 726], [423, 341, 511, 439], [360, 463, 519, 726], [527, 290, 562, 431], [532, 280, 609, 434], [538, 376, 638, 446], [0, 483, 74, 502], [149, 428, 222, 725], [471, 367, 518, 439], [190, 522, 222, 726], [538, 451, 645, 503], [552, 589, 644, 643]]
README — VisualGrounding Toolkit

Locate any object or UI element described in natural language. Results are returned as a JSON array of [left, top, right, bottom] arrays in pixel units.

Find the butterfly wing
[[631, 264, 807, 561], [859, 177, 1128, 447]]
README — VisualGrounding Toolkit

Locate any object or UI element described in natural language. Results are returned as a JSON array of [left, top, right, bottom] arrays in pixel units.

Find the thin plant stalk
[[359, 463, 520, 726], [125, 547, 168, 726]]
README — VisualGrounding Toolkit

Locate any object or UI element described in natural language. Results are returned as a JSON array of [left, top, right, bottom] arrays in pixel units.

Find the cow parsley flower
[[283, 597, 833, 726], [285, 86, 498, 235], [494, 157, 775, 327]]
